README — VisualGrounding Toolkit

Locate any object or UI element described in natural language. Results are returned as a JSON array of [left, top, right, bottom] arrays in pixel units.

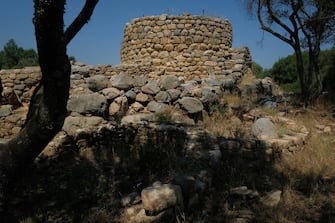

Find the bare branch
[[257, 0, 294, 46], [64, 0, 99, 45]]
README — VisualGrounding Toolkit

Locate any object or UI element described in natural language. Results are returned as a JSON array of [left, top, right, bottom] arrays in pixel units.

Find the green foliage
[[0, 39, 38, 69], [265, 49, 334, 93], [207, 102, 228, 116], [270, 54, 301, 84], [252, 62, 264, 78]]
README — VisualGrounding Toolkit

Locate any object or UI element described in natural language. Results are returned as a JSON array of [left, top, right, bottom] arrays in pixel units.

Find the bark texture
[[0, 0, 98, 220]]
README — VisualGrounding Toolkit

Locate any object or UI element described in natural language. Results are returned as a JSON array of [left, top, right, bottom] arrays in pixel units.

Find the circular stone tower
[[120, 14, 234, 77]]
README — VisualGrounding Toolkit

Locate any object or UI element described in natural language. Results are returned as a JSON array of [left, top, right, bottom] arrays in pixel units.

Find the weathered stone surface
[[67, 93, 107, 115], [86, 74, 108, 92], [100, 87, 121, 100], [141, 182, 183, 215], [154, 91, 171, 103], [63, 115, 105, 136], [166, 89, 181, 101], [178, 97, 203, 114], [147, 101, 169, 112], [0, 105, 12, 117], [121, 113, 155, 125], [160, 75, 181, 90], [141, 80, 161, 95], [109, 101, 121, 116], [136, 92, 150, 103], [111, 73, 135, 90], [125, 90, 137, 102], [201, 87, 219, 104], [251, 118, 277, 138]]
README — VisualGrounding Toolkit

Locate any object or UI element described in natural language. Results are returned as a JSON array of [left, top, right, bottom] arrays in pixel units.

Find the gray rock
[[220, 78, 236, 93], [86, 74, 108, 92], [13, 84, 25, 91], [166, 89, 181, 101], [251, 118, 277, 138], [178, 97, 203, 114], [71, 64, 89, 74], [154, 91, 171, 103], [160, 75, 181, 90], [133, 75, 149, 87], [141, 80, 161, 95], [0, 105, 12, 117], [121, 113, 155, 125], [125, 90, 137, 102], [67, 93, 107, 115], [204, 78, 222, 87], [180, 80, 198, 97], [100, 87, 121, 100], [63, 115, 105, 136], [111, 73, 135, 90], [147, 101, 169, 112], [201, 87, 219, 104], [141, 183, 183, 215]]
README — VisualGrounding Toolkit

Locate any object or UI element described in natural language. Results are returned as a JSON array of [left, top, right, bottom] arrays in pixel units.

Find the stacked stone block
[[121, 14, 240, 77]]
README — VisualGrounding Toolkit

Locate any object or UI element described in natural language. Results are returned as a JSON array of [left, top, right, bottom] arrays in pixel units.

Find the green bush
[[0, 39, 38, 69]]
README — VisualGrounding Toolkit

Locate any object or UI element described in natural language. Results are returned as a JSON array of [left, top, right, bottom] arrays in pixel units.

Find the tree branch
[[257, 0, 294, 46], [64, 0, 99, 45]]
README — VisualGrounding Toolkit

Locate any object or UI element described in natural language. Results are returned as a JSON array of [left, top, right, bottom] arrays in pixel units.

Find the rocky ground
[[0, 64, 335, 222]]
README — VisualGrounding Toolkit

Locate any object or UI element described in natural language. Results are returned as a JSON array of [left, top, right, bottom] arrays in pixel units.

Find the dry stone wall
[[121, 14, 251, 77]]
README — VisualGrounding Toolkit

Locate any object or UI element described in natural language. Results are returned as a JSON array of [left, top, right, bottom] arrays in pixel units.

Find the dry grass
[[263, 100, 335, 222], [205, 94, 335, 222], [239, 69, 256, 87], [279, 101, 335, 178]]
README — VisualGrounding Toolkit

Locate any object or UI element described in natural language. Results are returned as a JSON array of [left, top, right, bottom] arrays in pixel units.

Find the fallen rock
[[251, 117, 277, 139], [141, 182, 183, 216]]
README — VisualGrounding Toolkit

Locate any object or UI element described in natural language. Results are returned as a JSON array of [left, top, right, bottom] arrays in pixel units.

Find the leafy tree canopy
[[253, 47, 334, 93], [0, 39, 38, 69]]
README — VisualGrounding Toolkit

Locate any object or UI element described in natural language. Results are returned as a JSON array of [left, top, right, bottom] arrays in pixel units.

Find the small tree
[[0, 39, 39, 68], [0, 0, 99, 220], [2, 39, 21, 68], [245, 0, 335, 104]]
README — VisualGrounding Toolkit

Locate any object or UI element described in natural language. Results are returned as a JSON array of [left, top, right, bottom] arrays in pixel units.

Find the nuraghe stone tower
[[120, 13, 251, 78]]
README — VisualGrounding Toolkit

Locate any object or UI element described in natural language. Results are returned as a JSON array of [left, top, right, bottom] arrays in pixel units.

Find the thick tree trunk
[[0, 0, 99, 220], [0, 1, 70, 220]]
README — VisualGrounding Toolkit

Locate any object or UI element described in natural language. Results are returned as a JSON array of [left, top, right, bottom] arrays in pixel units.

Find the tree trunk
[[0, 1, 70, 220], [0, 0, 99, 220]]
